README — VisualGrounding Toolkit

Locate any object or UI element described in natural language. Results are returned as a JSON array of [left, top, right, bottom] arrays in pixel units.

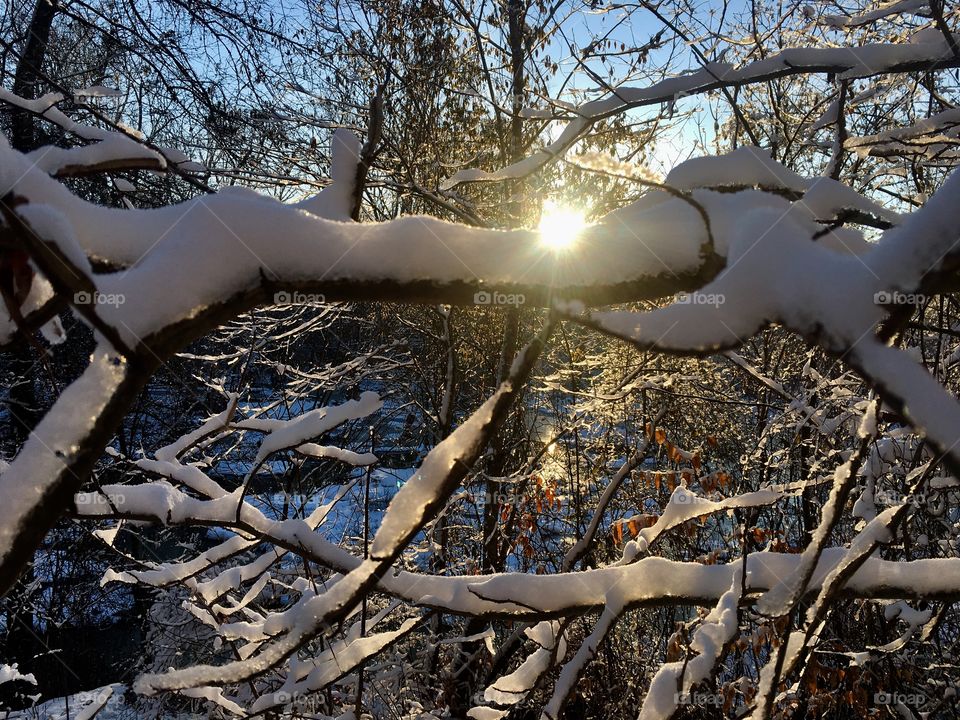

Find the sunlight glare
[[538, 201, 586, 251]]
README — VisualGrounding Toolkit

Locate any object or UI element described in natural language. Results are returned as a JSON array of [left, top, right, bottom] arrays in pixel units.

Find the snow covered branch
[[442, 29, 960, 190]]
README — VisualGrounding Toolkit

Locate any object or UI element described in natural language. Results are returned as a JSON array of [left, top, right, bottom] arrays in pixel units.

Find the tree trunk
[[10, 0, 59, 152]]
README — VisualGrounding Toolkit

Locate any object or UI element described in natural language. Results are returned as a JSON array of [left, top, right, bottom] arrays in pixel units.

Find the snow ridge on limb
[[0, 663, 36, 687], [664, 148, 901, 228], [371, 323, 552, 559], [622, 487, 785, 559], [564, 203, 882, 354], [154, 393, 238, 462], [0, 88, 167, 177], [846, 106, 960, 161], [25, 136, 164, 178], [2, 140, 903, 349], [823, 0, 930, 29], [540, 593, 624, 719], [82, 480, 960, 615], [237, 391, 382, 465], [0, 87, 217, 185]]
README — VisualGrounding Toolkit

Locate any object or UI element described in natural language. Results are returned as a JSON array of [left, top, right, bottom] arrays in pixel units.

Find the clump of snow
[[296, 129, 361, 221], [0, 663, 36, 686], [666, 146, 807, 192]]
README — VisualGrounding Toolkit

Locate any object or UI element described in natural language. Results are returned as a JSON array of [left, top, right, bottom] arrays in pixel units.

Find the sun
[[538, 200, 587, 251]]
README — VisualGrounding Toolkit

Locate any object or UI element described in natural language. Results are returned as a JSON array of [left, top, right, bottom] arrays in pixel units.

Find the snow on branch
[[441, 29, 960, 190], [2, 138, 918, 361], [0, 88, 165, 176], [237, 391, 382, 466], [248, 617, 420, 714], [822, 0, 932, 29], [637, 574, 742, 720], [122, 329, 550, 694], [3, 52, 960, 716], [470, 621, 567, 719], [846, 106, 960, 162], [79, 477, 960, 617], [559, 167, 960, 471]]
